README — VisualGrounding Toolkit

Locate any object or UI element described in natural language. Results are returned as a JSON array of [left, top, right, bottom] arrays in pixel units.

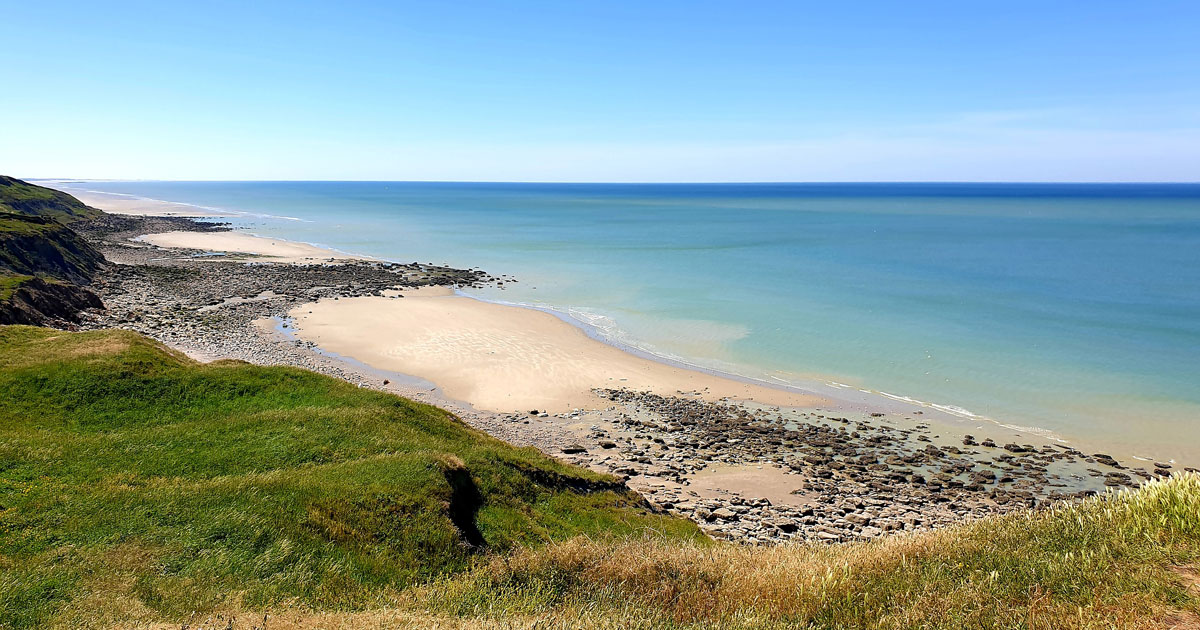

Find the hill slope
[[0, 213, 107, 325], [0, 326, 1196, 629], [0, 326, 699, 629], [0, 213, 106, 285], [0, 176, 101, 223]]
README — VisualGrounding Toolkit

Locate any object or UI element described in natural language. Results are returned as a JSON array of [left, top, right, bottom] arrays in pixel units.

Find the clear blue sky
[[2, 1, 1198, 181]]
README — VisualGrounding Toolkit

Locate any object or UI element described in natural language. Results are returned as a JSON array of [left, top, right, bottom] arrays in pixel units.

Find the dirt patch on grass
[[1175, 566, 1200, 594], [65, 337, 131, 358]]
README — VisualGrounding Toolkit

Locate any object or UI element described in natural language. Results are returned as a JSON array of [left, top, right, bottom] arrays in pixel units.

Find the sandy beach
[[61, 188, 368, 264], [136, 230, 368, 263], [289, 288, 827, 414], [69, 190, 233, 218]]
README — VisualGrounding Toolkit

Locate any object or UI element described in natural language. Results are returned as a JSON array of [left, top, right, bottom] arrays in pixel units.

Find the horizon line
[[26, 177, 1200, 186]]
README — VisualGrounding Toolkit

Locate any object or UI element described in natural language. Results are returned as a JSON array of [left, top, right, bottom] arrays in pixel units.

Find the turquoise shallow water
[[58, 181, 1200, 462]]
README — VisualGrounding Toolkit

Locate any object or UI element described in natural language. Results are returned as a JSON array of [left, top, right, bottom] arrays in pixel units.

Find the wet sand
[[288, 289, 827, 414]]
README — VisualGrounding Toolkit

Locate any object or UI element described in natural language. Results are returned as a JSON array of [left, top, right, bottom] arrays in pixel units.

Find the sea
[[53, 181, 1200, 463]]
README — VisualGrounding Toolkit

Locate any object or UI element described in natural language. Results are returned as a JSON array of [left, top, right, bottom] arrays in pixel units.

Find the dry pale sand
[[137, 231, 367, 263], [70, 190, 233, 217], [687, 463, 815, 507], [288, 288, 825, 414]]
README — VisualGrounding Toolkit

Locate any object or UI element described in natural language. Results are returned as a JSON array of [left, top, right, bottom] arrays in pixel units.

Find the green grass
[[0, 177, 100, 223], [1, 325, 1197, 630], [0, 275, 34, 303], [0, 326, 700, 629], [0, 216, 58, 238]]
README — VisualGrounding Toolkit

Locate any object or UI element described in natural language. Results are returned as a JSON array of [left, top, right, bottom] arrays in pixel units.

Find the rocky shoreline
[[65, 214, 1192, 545]]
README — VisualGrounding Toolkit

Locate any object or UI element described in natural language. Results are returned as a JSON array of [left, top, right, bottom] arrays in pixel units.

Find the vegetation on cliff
[[0, 213, 106, 325], [0, 213, 106, 285], [0, 176, 100, 223], [0, 178, 108, 325]]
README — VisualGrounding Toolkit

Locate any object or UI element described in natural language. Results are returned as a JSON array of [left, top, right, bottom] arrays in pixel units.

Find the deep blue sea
[[58, 181, 1200, 462]]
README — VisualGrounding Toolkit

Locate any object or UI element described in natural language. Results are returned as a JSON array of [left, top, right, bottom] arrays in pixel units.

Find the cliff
[[0, 180, 109, 324], [0, 212, 107, 285], [0, 175, 102, 223]]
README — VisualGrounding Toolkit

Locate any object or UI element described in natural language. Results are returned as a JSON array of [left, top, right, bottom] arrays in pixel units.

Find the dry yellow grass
[[121, 474, 1200, 629], [415, 472, 1200, 629]]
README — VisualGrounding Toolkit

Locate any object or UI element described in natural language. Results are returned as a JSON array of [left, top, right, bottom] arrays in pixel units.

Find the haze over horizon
[[3, 1, 1199, 182]]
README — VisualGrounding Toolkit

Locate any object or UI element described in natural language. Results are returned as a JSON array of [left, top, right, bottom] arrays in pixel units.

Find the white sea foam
[[929, 403, 981, 418], [472, 293, 1076, 444]]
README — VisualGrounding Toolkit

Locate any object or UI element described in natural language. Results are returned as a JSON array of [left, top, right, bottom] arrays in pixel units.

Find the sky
[[1, 1, 1198, 182]]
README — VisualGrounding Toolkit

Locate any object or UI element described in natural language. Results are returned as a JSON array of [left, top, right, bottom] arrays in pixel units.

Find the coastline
[[69, 188, 371, 263], [65, 185, 1198, 459], [55, 198, 1195, 545], [287, 289, 827, 414], [66, 189, 236, 218], [65, 186, 1097, 446], [41, 182, 1200, 467]]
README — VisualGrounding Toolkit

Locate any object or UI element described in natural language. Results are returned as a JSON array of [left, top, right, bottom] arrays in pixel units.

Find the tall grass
[[420, 472, 1200, 629]]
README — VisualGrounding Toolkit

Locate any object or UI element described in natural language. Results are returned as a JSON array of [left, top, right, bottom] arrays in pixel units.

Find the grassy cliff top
[[0, 177, 100, 223], [0, 326, 699, 629], [0, 212, 67, 237]]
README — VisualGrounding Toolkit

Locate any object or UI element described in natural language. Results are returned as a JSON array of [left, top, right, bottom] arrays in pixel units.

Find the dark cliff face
[[0, 176, 102, 223], [0, 276, 105, 326], [0, 213, 107, 285]]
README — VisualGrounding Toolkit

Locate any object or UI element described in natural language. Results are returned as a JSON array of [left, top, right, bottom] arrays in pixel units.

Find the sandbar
[[137, 231, 367, 264]]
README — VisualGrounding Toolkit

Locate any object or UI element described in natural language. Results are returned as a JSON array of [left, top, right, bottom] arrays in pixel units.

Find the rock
[[561, 444, 587, 454], [770, 519, 799, 533], [711, 507, 738, 521], [844, 513, 871, 526]]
